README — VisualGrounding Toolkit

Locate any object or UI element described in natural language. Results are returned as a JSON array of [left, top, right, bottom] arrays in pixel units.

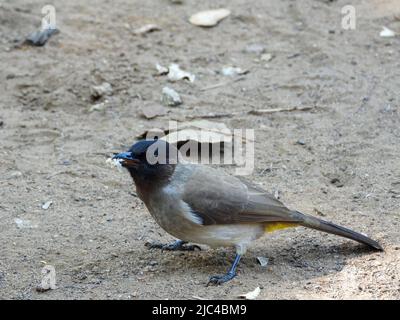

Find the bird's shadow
[[75, 237, 382, 288], [143, 239, 380, 284]]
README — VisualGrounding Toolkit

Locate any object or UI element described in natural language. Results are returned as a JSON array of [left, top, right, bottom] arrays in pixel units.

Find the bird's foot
[[146, 240, 201, 251], [207, 271, 236, 286]]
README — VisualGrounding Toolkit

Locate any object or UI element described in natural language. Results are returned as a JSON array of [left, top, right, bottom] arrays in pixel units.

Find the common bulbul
[[113, 139, 382, 285]]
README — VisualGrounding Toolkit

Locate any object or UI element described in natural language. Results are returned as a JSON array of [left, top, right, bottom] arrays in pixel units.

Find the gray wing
[[181, 166, 302, 225]]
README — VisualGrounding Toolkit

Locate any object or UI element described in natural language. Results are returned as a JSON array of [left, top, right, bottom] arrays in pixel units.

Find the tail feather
[[295, 211, 383, 251]]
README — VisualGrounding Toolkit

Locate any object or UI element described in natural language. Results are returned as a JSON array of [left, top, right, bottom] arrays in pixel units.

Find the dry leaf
[[141, 105, 168, 119], [155, 63, 195, 82], [155, 64, 169, 75], [167, 64, 195, 82], [239, 287, 261, 300], [161, 128, 229, 145], [137, 120, 253, 145], [380, 26, 395, 37]]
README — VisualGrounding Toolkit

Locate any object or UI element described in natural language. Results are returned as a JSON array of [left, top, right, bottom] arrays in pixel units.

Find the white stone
[[189, 9, 231, 27]]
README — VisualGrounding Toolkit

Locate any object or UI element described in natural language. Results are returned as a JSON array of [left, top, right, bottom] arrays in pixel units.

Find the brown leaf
[[141, 105, 168, 119]]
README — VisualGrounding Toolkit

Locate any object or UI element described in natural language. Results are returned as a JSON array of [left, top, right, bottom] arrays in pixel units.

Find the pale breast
[[146, 185, 203, 241]]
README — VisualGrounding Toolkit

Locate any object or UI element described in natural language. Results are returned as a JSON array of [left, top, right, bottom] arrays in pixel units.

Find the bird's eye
[[136, 152, 147, 160]]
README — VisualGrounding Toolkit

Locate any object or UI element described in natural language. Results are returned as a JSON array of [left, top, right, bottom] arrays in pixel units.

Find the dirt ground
[[1, 0, 399, 300]]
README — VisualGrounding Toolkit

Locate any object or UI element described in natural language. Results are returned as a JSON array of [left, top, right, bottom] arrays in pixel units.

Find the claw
[[145, 242, 165, 250], [145, 240, 201, 251], [206, 253, 242, 286], [207, 272, 236, 286], [179, 244, 202, 251]]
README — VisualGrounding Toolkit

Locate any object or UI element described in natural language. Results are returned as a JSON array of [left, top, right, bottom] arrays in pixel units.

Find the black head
[[113, 139, 178, 186]]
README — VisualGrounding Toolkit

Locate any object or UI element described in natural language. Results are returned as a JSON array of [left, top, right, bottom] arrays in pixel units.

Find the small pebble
[[296, 139, 306, 145], [42, 201, 53, 210], [245, 43, 266, 54], [257, 256, 269, 267], [260, 53, 273, 62], [10, 171, 22, 178], [89, 102, 107, 112], [221, 66, 248, 77], [189, 9, 231, 27], [162, 87, 182, 107], [91, 82, 113, 99]]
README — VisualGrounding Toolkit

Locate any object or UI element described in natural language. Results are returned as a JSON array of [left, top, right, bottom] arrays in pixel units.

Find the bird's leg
[[146, 239, 201, 251], [208, 253, 242, 285]]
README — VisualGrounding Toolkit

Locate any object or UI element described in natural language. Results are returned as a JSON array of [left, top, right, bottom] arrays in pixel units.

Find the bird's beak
[[112, 152, 139, 167]]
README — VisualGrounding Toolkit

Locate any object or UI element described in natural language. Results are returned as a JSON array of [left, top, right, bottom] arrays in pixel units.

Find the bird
[[113, 139, 383, 285]]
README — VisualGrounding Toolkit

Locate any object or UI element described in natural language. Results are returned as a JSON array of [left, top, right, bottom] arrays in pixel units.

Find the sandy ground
[[0, 0, 399, 300]]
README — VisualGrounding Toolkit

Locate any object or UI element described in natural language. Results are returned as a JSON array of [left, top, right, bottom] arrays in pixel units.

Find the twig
[[186, 112, 238, 120], [200, 76, 246, 91], [185, 105, 317, 120], [248, 105, 315, 115]]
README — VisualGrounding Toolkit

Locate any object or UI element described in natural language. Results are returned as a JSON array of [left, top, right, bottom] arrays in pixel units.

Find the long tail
[[295, 211, 383, 251]]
